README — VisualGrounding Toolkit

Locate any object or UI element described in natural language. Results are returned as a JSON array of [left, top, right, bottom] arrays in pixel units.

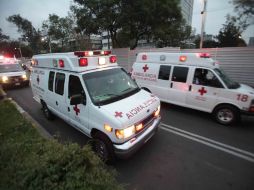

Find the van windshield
[[0, 63, 23, 73], [83, 68, 140, 106], [214, 68, 240, 89]]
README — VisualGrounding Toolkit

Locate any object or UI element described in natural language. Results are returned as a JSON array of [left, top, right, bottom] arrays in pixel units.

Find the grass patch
[[0, 100, 123, 190]]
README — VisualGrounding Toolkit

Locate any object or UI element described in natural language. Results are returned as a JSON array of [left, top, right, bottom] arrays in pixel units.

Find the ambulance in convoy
[[132, 52, 254, 125], [30, 50, 161, 162]]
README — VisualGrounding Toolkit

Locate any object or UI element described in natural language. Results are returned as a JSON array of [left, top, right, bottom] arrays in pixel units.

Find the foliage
[[7, 14, 42, 53], [231, 0, 254, 29], [194, 36, 219, 48], [0, 28, 9, 41], [0, 100, 123, 190], [217, 18, 246, 47], [42, 14, 75, 51], [72, 0, 190, 49]]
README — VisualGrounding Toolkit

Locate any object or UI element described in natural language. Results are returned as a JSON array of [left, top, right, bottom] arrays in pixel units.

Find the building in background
[[248, 37, 254, 46], [180, 0, 194, 26]]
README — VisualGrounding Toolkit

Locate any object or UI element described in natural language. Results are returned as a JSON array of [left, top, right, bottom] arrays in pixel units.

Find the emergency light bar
[[74, 50, 112, 57], [198, 53, 210, 58]]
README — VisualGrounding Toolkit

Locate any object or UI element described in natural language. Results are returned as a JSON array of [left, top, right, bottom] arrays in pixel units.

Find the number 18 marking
[[237, 94, 248, 102]]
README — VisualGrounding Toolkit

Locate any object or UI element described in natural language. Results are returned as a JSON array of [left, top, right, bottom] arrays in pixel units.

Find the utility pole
[[200, 0, 207, 49]]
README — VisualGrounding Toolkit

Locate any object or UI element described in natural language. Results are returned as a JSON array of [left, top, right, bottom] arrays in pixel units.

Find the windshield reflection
[[83, 68, 140, 106], [214, 68, 240, 89]]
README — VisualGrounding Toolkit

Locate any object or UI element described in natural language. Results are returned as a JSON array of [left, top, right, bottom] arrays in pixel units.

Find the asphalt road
[[6, 87, 254, 190]]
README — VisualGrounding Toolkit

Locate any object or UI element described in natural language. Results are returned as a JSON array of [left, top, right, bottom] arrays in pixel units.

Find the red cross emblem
[[37, 75, 40, 84], [143, 64, 149, 72], [198, 87, 207, 96], [115, 111, 123, 118], [73, 105, 80, 116]]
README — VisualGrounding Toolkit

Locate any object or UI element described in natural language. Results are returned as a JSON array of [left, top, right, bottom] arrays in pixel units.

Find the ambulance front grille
[[8, 76, 23, 83], [136, 113, 155, 136]]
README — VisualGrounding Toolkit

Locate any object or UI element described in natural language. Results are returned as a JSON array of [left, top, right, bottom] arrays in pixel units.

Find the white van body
[[132, 52, 254, 125], [30, 51, 161, 162], [0, 56, 29, 88]]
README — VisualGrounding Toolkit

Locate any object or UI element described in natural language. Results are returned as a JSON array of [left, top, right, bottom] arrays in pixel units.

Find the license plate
[[15, 82, 20, 86]]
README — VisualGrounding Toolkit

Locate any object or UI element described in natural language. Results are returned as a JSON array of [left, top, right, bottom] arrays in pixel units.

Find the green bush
[[0, 100, 123, 190]]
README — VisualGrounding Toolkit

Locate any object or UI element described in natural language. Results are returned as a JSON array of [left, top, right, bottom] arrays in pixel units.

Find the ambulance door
[[169, 66, 189, 106], [155, 65, 172, 102], [186, 68, 224, 112], [67, 74, 90, 134], [52, 72, 69, 121]]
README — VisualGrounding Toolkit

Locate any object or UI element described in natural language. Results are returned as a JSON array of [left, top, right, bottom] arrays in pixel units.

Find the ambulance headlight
[[22, 74, 27, 80], [115, 125, 135, 139], [154, 105, 160, 117], [2, 76, 8, 82]]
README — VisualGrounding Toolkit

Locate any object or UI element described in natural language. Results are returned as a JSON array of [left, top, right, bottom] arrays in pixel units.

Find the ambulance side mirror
[[70, 94, 83, 105]]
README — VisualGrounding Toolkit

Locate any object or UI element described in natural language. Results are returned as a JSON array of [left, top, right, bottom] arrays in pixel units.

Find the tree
[[217, 18, 246, 47], [232, 0, 254, 29], [121, 0, 190, 49], [72, 0, 190, 49], [7, 14, 41, 53], [71, 0, 122, 48], [42, 14, 75, 51], [0, 28, 9, 41]]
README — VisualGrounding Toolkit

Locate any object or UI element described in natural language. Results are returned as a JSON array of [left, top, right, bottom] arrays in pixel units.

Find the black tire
[[213, 105, 240, 126], [92, 132, 115, 164], [42, 103, 54, 120]]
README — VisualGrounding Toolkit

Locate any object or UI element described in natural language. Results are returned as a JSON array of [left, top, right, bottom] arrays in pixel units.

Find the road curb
[[9, 98, 53, 139], [0, 85, 7, 100]]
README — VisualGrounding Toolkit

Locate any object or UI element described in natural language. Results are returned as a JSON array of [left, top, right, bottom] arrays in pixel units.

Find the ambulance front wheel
[[42, 102, 54, 120], [93, 132, 115, 164], [213, 105, 240, 126]]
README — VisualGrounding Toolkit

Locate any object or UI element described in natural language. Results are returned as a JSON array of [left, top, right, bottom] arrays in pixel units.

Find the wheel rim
[[94, 140, 108, 161], [217, 108, 234, 123]]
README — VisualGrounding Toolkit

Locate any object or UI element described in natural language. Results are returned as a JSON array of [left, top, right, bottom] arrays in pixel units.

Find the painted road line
[[160, 124, 254, 163], [161, 123, 254, 158]]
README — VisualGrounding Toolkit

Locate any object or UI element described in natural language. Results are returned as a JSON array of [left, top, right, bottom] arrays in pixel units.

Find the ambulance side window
[[171, 66, 189, 83], [48, 71, 55, 91], [55, 73, 65, 95], [68, 75, 84, 98], [193, 68, 223, 88], [158, 65, 171, 80]]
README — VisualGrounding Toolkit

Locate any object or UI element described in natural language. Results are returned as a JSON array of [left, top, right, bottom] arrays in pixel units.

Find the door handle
[[170, 82, 173, 88], [56, 101, 58, 106], [68, 107, 70, 112], [189, 85, 192, 91]]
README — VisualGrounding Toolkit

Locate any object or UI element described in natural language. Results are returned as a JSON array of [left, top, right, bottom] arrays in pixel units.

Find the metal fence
[[112, 47, 254, 87]]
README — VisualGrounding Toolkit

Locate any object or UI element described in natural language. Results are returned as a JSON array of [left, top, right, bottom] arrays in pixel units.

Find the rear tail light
[[109, 56, 117, 63], [249, 106, 254, 112], [79, 58, 88, 66]]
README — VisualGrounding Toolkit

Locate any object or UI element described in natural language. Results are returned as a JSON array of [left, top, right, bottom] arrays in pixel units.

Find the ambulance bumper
[[113, 116, 161, 159]]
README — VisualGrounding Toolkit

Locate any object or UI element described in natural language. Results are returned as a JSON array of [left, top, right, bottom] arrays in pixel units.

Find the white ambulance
[[30, 50, 161, 162], [0, 55, 29, 89], [132, 52, 254, 125]]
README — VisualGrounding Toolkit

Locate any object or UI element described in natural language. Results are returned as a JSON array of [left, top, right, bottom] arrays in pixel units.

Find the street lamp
[[41, 36, 52, 53], [15, 47, 23, 58], [200, 0, 207, 49]]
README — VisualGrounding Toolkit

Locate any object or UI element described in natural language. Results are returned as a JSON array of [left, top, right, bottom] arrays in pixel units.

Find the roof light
[[109, 56, 117, 63], [59, 59, 64, 67], [99, 57, 106, 65], [0, 55, 4, 59], [142, 54, 147, 60], [198, 53, 210, 58], [79, 58, 88, 67], [179, 56, 187, 62], [74, 51, 93, 57], [101, 50, 111, 55]]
